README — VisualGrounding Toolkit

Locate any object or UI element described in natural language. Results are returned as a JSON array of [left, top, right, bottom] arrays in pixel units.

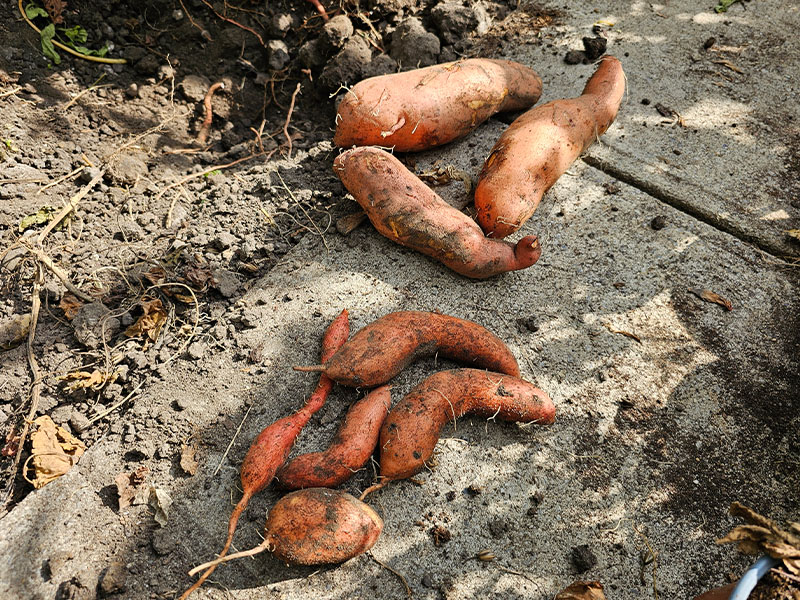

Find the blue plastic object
[[728, 555, 779, 600]]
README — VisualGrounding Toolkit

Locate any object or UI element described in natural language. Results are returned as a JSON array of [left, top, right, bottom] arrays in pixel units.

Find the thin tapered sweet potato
[[276, 385, 391, 489], [180, 310, 349, 599], [295, 311, 520, 387], [379, 368, 555, 481], [333, 147, 541, 279], [188, 488, 383, 574], [334, 59, 542, 152], [475, 55, 626, 238]]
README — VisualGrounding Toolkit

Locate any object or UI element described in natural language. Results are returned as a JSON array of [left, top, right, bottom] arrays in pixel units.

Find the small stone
[[175, 397, 191, 411], [179, 74, 211, 103], [564, 50, 585, 65], [187, 341, 205, 360], [79, 166, 103, 184], [212, 269, 241, 298], [125, 83, 139, 99], [157, 64, 175, 81], [151, 529, 175, 556], [421, 573, 435, 588], [267, 40, 291, 71], [73, 302, 120, 350], [650, 215, 667, 230], [570, 544, 597, 573], [269, 12, 296, 36], [582, 36, 607, 60], [319, 15, 354, 54], [97, 562, 126, 597], [70, 410, 90, 434], [703, 37, 716, 50]]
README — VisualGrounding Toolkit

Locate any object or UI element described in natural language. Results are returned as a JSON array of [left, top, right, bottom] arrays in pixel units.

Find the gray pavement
[[1, 1, 798, 599]]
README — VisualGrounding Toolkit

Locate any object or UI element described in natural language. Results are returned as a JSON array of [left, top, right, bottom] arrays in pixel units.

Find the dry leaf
[[142, 266, 167, 286], [0, 313, 31, 351], [689, 288, 733, 311], [182, 265, 215, 291], [603, 322, 642, 343], [717, 502, 800, 573], [149, 486, 172, 527], [59, 369, 117, 392], [59, 293, 83, 321], [786, 229, 800, 242], [115, 466, 149, 510], [556, 581, 606, 600], [179, 443, 199, 475], [712, 59, 744, 74], [418, 164, 473, 194], [125, 298, 167, 343], [2, 426, 21, 457], [28, 416, 86, 488]]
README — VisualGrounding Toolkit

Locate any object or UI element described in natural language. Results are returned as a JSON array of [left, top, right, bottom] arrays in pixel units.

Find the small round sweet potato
[[333, 146, 541, 279], [379, 369, 555, 480], [475, 55, 626, 238], [276, 385, 391, 489], [296, 311, 521, 387], [188, 488, 383, 575], [334, 59, 542, 152]]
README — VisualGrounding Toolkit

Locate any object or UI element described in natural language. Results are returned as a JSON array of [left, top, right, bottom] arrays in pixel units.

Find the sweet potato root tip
[[378, 369, 555, 481], [334, 147, 541, 279], [334, 59, 542, 152], [475, 55, 625, 238], [188, 539, 272, 576]]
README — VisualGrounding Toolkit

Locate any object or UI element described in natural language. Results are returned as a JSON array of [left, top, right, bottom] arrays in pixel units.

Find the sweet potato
[[474, 55, 626, 238], [277, 385, 391, 489], [295, 311, 520, 387], [334, 59, 542, 152], [188, 488, 383, 573], [333, 146, 542, 279], [180, 310, 349, 599], [379, 369, 555, 480]]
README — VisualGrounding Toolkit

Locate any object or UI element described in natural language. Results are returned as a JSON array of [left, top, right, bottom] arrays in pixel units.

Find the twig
[[283, 83, 301, 158], [62, 73, 108, 110], [275, 171, 329, 251], [0, 86, 23, 99], [37, 166, 85, 193], [154, 152, 271, 201], [197, 81, 226, 145], [17, 0, 127, 64], [36, 170, 105, 244], [2, 263, 44, 511], [20, 242, 94, 302], [199, 0, 265, 46], [212, 404, 253, 477], [369, 553, 412, 598], [634, 525, 660, 600], [85, 380, 145, 427]]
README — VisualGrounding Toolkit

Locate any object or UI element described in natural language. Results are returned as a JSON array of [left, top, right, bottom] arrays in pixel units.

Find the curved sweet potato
[[296, 311, 520, 387], [276, 385, 391, 489], [188, 488, 383, 574], [334, 59, 542, 152], [475, 55, 626, 238], [333, 146, 541, 279], [379, 369, 555, 480]]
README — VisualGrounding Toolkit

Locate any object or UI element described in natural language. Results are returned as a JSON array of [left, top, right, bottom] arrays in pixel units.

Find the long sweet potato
[[333, 146, 541, 279], [334, 59, 542, 152], [379, 369, 555, 480], [180, 310, 349, 599], [276, 385, 391, 489], [475, 55, 626, 238], [295, 311, 520, 387], [188, 488, 383, 574]]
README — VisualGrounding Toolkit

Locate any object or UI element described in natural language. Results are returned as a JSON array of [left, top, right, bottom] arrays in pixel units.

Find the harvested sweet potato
[[277, 385, 391, 489], [334, 59, 542, 152], [188, 488, 383, 573], [475, 55, 626, 238], [180, 310, 349, 599], [333, 147, 542, 279], [379, 369, 554, 480], [295, 311, 520, 387]]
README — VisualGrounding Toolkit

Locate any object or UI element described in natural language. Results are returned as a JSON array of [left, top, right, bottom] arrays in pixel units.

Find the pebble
[[187, 341, 205, 360], [70, 410, 91, 434], [98, 562, 127, 597], [267, 40, 291, 71]]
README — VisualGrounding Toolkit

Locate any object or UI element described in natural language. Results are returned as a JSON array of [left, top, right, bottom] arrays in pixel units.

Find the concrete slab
[[497, 0, 800, 257], [1, 114, 796, 598]]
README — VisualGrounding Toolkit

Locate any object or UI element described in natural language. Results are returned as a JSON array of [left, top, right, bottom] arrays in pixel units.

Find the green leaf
[[19, 206, 57, 233], [25, 3, 48, 19], [40, 23, 60, 65], [715, 0, 742, 13], [60, 25, 88, 45]]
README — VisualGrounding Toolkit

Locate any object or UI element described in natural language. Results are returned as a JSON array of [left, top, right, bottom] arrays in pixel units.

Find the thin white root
[[188, 540, 272, 576]]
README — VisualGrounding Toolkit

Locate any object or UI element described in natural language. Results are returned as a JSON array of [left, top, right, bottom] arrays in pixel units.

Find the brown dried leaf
[[115, 466, 149, 510], [59, 369, 116, 392], [689, 288, 732, 311], [786, 229, 800, 242], [142, 266, 167, 286], [125, 298, 167, 343], [785, 558, 800, 575], [29, 416, 86, 488], [602, 322, 642, 343], [556, 581, 606, 600], [2, 426, 21, 457], [762, 542, 800, 559], [179, 443, 199, 475], [0, 313, 31, 351], [59, 293, 83, 320], [182, 265, 215, 291], [43, 0, 67, 24]]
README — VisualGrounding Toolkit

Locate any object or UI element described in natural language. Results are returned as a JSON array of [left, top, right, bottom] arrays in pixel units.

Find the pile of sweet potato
[[181, 310, 554, 597], [333, 55, 625, 278]]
